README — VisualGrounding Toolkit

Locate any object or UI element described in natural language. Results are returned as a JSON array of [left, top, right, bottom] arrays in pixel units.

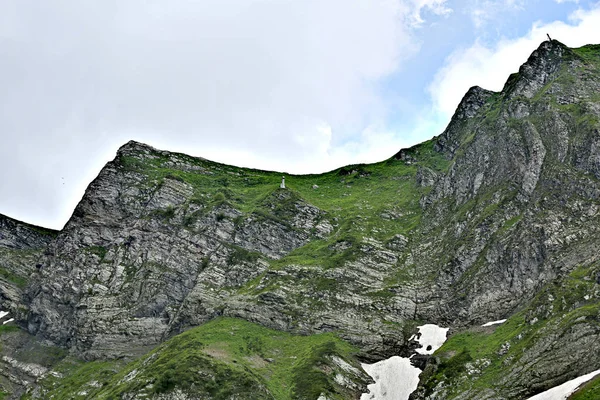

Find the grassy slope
[[419, 262, 600, 397], [120, 137, 449, 242], [569, 375, 600, 399], [118, 138, 450, 301], [28, 317, 365, 400]]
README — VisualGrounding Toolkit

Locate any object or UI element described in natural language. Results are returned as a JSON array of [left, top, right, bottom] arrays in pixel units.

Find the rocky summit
[[1, 40, 600, 399]]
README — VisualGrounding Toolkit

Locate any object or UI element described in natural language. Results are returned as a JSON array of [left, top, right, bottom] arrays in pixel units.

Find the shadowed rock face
[[0, 215, 56, 315], [2, 40, 600, 399], [0, 214, 56, 250]]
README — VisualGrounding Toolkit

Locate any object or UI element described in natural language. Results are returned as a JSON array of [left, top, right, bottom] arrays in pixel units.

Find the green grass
[[0, 325, 20, 335], [501, 214, 522, 231], [267, 237, 359, 270], [21, 359, 125, 400], [118, 140, 432, 242], [33, 317, 364, 400], [0, 248, 43, 288], [572, 44, 600, 63], [0, 267, 27, 288], [84, 245, 108, 260], [569, 374, 600, 399], [422, 263, 600, 397]]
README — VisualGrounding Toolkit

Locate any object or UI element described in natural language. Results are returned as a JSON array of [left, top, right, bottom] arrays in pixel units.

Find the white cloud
[[469, 0, 525, 28], [0, 0, 451, 228], [410, 0, 453, 25], [429, 4, 600, 121]]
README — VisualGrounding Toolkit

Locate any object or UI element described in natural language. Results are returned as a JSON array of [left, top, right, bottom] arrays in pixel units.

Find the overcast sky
[[1, 0, 600, 229]]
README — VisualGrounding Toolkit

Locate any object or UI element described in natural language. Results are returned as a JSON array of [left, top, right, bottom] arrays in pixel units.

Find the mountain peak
[[502, 39, 571, 98], [117, 140, 158, 155], [433, 85, 494, 155], [454, 85, 495, 120], [434, 40, 579, 156]]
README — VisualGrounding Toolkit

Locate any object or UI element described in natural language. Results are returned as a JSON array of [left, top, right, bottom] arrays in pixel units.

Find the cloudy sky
[[1, 0, 600, 229]]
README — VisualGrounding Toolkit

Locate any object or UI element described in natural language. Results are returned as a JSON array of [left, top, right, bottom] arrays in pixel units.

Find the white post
[[280, 176, 286, 189]]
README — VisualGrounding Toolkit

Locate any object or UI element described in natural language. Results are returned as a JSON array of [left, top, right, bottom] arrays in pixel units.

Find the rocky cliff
[[0, 214, 56, 316], [1, 40, 600, 399]]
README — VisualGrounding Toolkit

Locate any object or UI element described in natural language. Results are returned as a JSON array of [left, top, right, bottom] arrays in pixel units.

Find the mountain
[[1, 39, 600, 399]]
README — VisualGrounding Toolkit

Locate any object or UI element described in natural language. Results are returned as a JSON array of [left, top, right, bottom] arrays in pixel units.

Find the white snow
[[415, 324, 449, 355], [0, 311, 9, 319], [360, 356, 421, 400], [481, 319, 507, 327], [2, 318, 14, 325], [526, 369, 600, 400], [361, 324, 449, 400]]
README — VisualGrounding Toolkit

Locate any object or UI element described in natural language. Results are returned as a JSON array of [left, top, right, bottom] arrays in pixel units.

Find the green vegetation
[[118, 138, 440, 243], [569, 374, 600, 399], [573, 44, 600, 63], [0, 266, 27, 288], [227, 245, 261, 264], [0, 325, 20, 335], [0, 247, 44, 288], [151, 205, 176, 220], [31, 317, 363, 400], [0, 213, 58, 238], [268, 237, 359, 270], [501, 214, 522, 231], [21, 359, 125, 400], [117, 138, 446, 303], [422, 263, 600, 397], [84, 245, 108, 260]]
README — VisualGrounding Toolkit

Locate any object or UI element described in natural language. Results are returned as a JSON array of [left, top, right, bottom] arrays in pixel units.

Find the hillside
[[1, 39, 600, 399]]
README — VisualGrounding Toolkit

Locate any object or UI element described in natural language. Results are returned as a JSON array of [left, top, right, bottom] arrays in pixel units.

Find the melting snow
[[361, 324, 448, 400], [360, 356, 421, 400], [0, 311, 8, 319], [2, 318, 14, 325], [481, 319, 507, 327], [526, 369, 600, 400], [415, 324, 449, 355]]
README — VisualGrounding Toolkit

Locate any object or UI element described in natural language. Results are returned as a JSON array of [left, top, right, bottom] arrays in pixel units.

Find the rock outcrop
[[0, 214, 56, 315]]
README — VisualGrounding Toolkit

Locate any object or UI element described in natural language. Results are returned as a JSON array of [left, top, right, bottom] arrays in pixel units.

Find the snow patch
[[526, 369, 600, 400], [0, 311, 9, 319], [415, 324, 449, 355], [360, 356, 421, 400], [482, 319, 507, 327], [2, 318, 14, 325], [361, 324, 448, 399]]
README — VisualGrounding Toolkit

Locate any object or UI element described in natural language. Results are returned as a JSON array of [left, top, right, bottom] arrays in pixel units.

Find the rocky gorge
[[1, 40, 600, 399]]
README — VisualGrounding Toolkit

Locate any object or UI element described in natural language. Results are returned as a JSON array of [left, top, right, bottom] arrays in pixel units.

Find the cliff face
[[0, 214, 56, 315], [2, 40, 600, 399], [413, 40, 600, 321]]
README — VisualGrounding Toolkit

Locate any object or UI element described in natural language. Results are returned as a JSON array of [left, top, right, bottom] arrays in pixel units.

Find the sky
[[1, 0, 600, 229]]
